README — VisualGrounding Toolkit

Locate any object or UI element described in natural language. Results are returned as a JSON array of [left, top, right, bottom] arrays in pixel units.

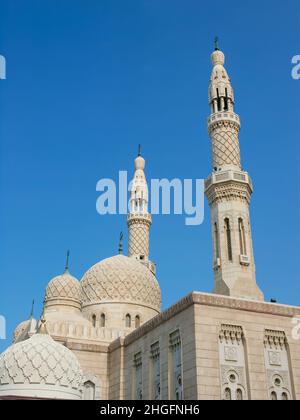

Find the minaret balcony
[[127, 212, 152, 223], [208, 111, 240, 128], [205, 169, 253, 192]]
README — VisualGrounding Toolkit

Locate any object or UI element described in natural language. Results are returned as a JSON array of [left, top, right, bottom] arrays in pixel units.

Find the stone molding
[[66, 340, 109, 353], [205, 180, 252, 206], [109, 292, 300, 351]]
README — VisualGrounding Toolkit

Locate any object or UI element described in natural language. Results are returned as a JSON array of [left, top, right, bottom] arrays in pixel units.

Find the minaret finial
[[118, 232, 124, 254], [64, 250, 70, 273], [138, 144, 141, 157], [214, 36, 219, 51], [29, 299, 34, 319]]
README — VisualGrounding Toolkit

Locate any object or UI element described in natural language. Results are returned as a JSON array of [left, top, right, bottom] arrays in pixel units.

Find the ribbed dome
[[13, 318, 36, 344], [81, 254, 161, 311], [0, 333, 83, 400], [45, 271, 82, 304], [211, 49, 225, 66]]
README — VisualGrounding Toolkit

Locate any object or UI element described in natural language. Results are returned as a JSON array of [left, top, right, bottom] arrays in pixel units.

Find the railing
[[208, 111, 240, 126], [205, 169, 252, 190]]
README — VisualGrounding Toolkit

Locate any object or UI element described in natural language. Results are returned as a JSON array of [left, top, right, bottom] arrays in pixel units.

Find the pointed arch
[[135, 315, 141, 328], [125, 313, 131, 328], [224, 218, 233, 261], [100, 313, 106, 327]]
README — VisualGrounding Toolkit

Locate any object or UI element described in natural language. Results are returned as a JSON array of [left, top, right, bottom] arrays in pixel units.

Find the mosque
[[0, 45, 299, 400]]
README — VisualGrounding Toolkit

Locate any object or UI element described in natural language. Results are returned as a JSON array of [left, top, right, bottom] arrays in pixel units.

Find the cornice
[[66, 339, 109, 353], [109, 292, 300, 351]]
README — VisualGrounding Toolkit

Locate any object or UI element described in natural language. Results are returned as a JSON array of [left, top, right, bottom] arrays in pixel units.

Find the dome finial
[[37, 310, 48, 335], [138, 144, 141, 157], [214, 36, 219, 51], [64, 249, 70, 273], [29, 299, 34, 319], [118, 232, 124, 254]]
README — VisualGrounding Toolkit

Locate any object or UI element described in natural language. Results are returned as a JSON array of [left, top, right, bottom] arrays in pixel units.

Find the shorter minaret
[[127, 146, 155, 274]]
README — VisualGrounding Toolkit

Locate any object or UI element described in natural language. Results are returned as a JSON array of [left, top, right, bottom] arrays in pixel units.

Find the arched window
[[281, 392, 288, 400], [225, 218, 233, 261], [125, 314, 131, 328], [92, 314, 96, 328], [135, 315, 141, 328], [271, 391, 277, 400], [224, 387, 231, 400], [100, 313, 105, 327], [214, 222, 220, 260], [236, 388, 243, 400], [238, 218, 247, 255], [83, 380, 95, 400], [216, 88, 221, 111], [224, 88, 229, 111]]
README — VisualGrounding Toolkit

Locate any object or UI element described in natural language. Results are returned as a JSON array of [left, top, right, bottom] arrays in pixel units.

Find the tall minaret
[[127, 147, 155, 274], [205, 41, 264, 301]]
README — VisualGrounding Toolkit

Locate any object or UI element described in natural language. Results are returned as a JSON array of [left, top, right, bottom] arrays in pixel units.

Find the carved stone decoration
[[205, 180, 252, 206], [134, 352, 143, 400], [268, 351, 281, 367], [210, 123, 241, 169], [264, 329, 286, 350], [45, 271, 83, 310], [127, 215, 151, 259], [220, 367, 247, 400], [150, 342, 160, 400], [219, 324, 248, 400], [219, 324, 243, 344], [264, 330, 293, 400], [0, 333, 83, 400], [81, 254, 161, 311], [169, 330, 183, 400], [82, 373, 101, 400], [225, 346, 238, 362]]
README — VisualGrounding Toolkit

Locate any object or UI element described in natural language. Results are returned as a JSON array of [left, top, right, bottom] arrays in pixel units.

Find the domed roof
[[45, 271, 82, 304], [81, 254, 161, 311], [211, 49, 225, 66], [0, 332, 83, 400], [13, 318, 37, 344]]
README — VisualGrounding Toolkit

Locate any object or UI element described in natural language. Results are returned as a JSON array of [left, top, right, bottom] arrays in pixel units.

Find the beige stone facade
[[108, 293, 300, 400], [0, 45, 299, 400]]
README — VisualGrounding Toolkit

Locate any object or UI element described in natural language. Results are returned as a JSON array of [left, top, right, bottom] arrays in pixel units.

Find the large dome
[[0, 332, 83, 400], [81, 254, 161, 311]]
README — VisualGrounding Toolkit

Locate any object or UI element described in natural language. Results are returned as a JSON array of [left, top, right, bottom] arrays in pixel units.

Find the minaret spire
[[214, 36, 219, 51], [127, 149, 155, 273], [29, 299, 35, 319], [64, 250, 70, 273], [118, 232, 124, 255], [205, 45, 264, 301]]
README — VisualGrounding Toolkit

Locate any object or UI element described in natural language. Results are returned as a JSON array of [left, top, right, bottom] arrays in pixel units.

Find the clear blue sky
[[0, 0, 299, 352]]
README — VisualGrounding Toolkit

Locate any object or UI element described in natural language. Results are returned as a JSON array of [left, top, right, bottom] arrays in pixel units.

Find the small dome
[[45, 271, 82, 306], [81, 254, 161, 311], [211, 49, 225, 66], [13, 318, 37, 343], [134, 155, 145, 170], [0, 333, 83, 400]]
